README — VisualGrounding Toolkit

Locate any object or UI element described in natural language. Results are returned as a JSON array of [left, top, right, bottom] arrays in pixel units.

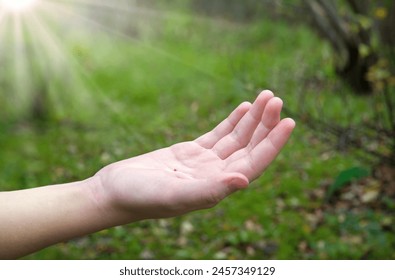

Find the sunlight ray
[[12, 13, 32, 113], [46, 0, 245, 30], [22, 10, 99, 119], [1, 0, 254, 122], [35, 2, 129, 116], [25, 5, 126, 121], [41, 0, 230, 85], [0, 9, 7, 23]]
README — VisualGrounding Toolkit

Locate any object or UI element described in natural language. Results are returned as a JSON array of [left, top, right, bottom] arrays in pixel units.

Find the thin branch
[[316, 0, 354, 45], [304, 0, 345, 53]]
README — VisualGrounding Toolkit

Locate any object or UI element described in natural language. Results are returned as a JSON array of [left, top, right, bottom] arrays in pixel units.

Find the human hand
[[93, 90, 295, 222], [0, 90, 295, 259]]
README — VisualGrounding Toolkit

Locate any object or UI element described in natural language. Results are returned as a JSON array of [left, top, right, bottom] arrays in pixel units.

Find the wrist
[[86, 175, 142, 228]]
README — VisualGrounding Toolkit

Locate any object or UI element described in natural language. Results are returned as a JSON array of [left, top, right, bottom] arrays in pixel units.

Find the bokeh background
[[0, 0, 394, 259]]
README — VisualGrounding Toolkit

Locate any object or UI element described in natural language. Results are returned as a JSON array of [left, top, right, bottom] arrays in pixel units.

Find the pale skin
[[0, 90, 295, 259]]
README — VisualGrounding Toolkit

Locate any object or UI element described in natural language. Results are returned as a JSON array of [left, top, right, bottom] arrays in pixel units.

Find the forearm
[[0, 177, 131, 259]]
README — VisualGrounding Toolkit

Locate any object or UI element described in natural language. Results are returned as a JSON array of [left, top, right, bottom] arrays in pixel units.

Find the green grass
[[0, 6, 393, 259]]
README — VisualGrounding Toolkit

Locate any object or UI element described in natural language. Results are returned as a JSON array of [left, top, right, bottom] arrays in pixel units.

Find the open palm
[[95, 91, 295, 220]]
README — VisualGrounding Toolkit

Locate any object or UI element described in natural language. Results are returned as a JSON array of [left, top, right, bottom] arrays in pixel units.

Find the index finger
[[195, 101, 251, 149], [225, 118, 295, 181]]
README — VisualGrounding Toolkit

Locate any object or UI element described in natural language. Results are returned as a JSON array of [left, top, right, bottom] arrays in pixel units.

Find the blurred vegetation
[[0, 0, 394, 259]]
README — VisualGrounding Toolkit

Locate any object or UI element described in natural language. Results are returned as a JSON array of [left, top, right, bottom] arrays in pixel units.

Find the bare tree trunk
[[304, 0, 377, 94]]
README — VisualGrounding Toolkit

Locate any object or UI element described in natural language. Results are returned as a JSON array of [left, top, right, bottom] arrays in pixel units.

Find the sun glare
[[1, 0, 38, 13]]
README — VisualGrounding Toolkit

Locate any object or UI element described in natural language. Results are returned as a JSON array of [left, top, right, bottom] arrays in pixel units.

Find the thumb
[[176, 172, 249, 212], [207, 172, 249, 205], [224, 172, 250, 193]]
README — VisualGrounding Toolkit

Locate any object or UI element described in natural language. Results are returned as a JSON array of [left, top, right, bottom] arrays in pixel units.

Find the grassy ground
[[0, 6, 393, 259]]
